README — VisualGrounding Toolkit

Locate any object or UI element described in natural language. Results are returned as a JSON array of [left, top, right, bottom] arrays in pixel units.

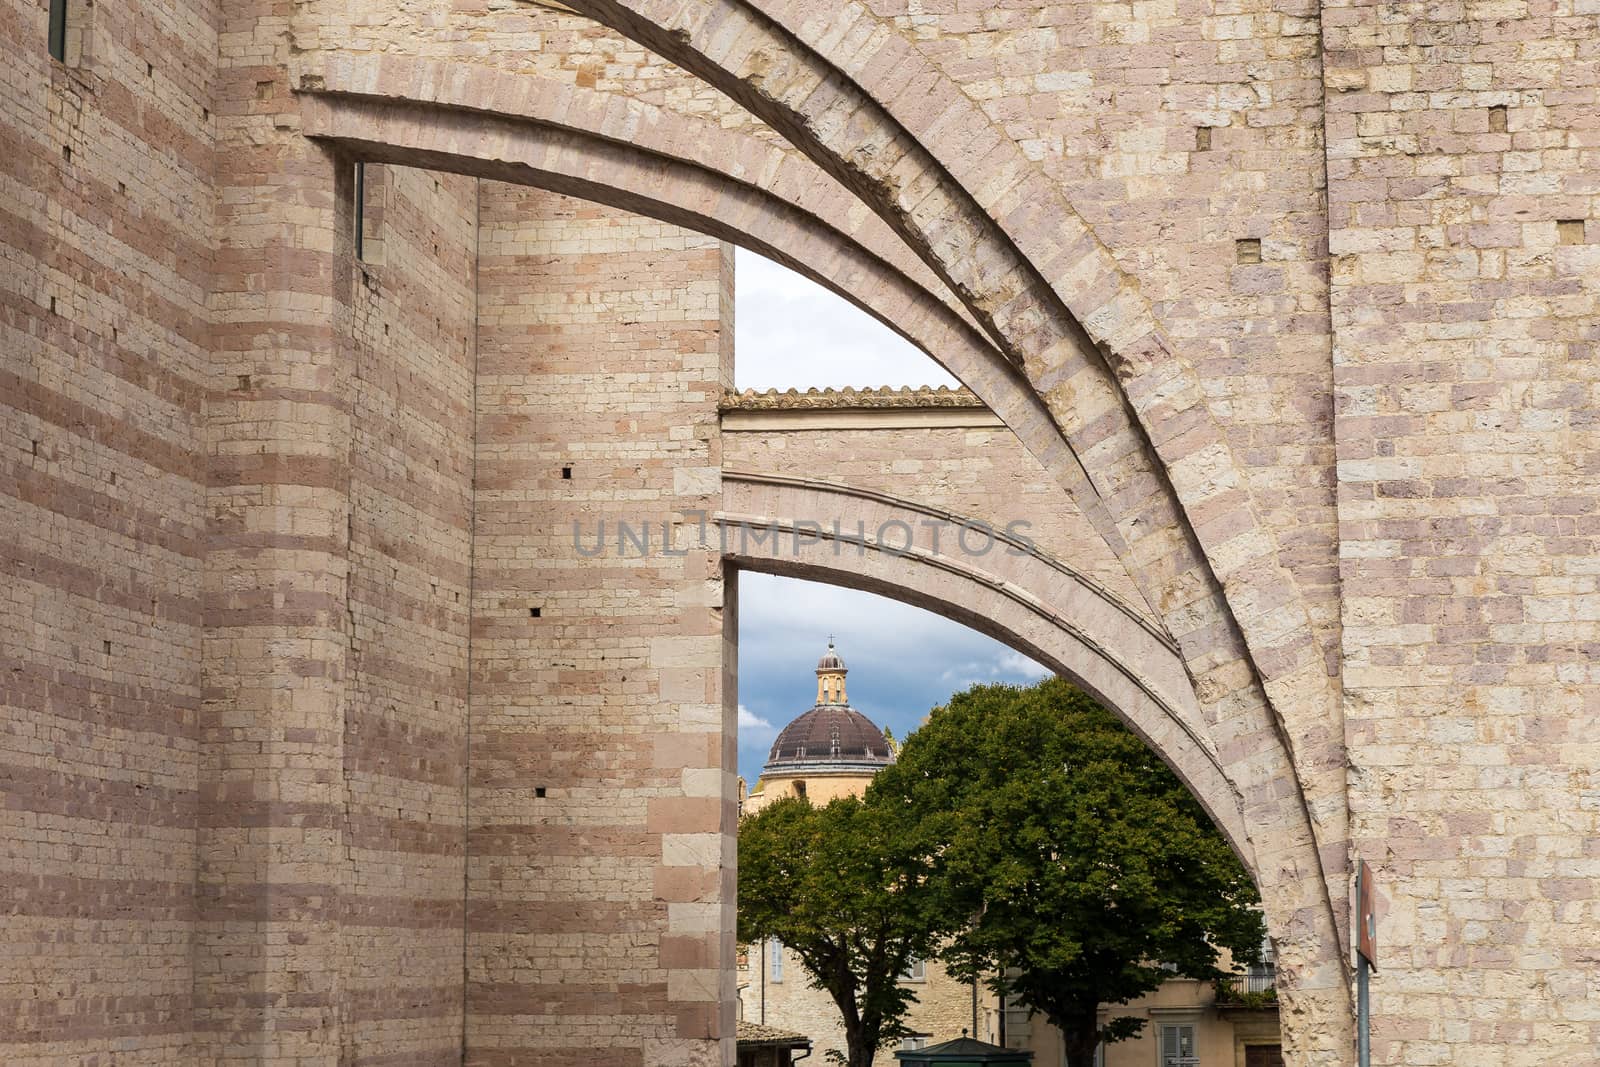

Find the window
[[1246, 935, 1276, 994], [1159, 1023, 1198, 1067], [736, 946, 749, 969], [901, 955, 926, 982], [47, 0, 85, 65], [48, 0, 68, 61], [901, 1036, 930, 1051], [792, 780, 806, 799], [769, 938, 783, 983], [1244, 1046, 1284, 1067]]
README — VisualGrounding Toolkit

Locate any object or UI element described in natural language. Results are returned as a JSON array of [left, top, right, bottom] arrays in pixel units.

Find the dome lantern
[[815, 637, 848, 705]]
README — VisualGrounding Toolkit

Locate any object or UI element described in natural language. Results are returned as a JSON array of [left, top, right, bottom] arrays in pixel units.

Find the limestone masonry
[[2, 0, 1596, 1064]]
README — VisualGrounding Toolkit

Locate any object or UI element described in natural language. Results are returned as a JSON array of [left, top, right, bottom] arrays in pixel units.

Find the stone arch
[[296, 85, 1128, 567], [294, 52, 1352, 1055], [556, 0, 1350, 950], [721, 471, 1263, 861], [717, 471, 1345, 1058], [300, 56, 983, 338]]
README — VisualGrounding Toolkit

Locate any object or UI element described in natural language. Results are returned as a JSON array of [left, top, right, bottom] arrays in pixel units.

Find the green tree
[[738, 795, 948, 1067], [870, 679, 1265, 1067]]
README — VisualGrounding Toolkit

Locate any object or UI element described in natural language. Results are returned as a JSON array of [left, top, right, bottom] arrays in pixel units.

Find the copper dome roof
[[764, 704, 892, 774]]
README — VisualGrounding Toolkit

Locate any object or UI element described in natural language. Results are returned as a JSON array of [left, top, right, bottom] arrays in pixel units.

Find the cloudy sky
[[734, 573, 1052, 784], [730, 249, 1048, 782], [733, 247, 961, 391]]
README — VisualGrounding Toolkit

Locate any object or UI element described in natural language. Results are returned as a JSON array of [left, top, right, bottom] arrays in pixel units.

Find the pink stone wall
[[861, 0, 1342, 647], [1323, 5, 1600, 1061], [468, 184, 734, 1066], [1, 0, 214, 1059], [343, 163, 480, 1061]]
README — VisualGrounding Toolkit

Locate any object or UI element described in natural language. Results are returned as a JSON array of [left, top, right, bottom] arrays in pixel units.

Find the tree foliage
[[738, 795, 948, 1067], [870, 679, 1265, 1067]]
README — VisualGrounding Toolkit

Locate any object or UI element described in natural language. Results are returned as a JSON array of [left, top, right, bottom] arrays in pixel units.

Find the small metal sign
[[1356, 858, 1378, 969], [1354, 858, 1379, 1067]]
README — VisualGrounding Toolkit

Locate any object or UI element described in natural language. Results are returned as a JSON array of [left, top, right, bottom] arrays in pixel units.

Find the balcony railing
[[1214, 971, 1278, 1010]]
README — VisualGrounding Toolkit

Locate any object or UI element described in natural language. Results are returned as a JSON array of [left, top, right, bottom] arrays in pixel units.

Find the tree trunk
[[830, 985, 874, 1067], [1056, 1009, 1102, 1067], [846, 1028, 876, 1067], [1062, 1031, 1099, 1067]]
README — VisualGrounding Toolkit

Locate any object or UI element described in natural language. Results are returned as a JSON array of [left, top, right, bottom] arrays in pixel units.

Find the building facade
[[4, 0, 1599, 1062]]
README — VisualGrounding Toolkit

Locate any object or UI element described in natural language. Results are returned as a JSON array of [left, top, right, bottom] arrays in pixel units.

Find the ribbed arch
[[294, 43, 1352, 1055]]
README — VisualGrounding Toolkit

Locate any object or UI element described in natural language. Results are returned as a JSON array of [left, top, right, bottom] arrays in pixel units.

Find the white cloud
[[734, 247, 961, 391], [738, 704, 777, 739], [931, 650, 1054, 694], [735, 575, 1050, 685], [997, 649, 1053, 681]]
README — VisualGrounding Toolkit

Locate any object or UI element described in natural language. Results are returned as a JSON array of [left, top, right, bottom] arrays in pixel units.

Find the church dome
[[765, 705, 892, 773], [763, 641, 892, 775]]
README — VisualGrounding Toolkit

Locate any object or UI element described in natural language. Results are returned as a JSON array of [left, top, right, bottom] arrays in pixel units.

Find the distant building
[[737, 642, 1282, 1067], [742, 640, 893, 815], [739, 640, 978, 1057], [1000, 953, 1283, 1067], [736, 1021, 812, 1067]]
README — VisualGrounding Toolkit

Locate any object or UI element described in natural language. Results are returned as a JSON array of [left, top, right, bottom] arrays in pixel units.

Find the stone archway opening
[[220, 124, 1337, 1061], [293, 82, 1343, 973], [728, 566, 1286, 1067]]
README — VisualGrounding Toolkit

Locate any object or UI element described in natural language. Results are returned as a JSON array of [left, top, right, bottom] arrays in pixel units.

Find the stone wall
[[1323, 5, 1600, 1061], [4, 6, 741, 1056], [343, 163, 480, 1061], [1, 0, 215, 1061], [468, 184, 734, 1065]]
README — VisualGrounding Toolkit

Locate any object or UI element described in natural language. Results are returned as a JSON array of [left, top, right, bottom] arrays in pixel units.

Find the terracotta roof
[[721, 385, 985, 412], [737, 1021, 812, 1048]]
